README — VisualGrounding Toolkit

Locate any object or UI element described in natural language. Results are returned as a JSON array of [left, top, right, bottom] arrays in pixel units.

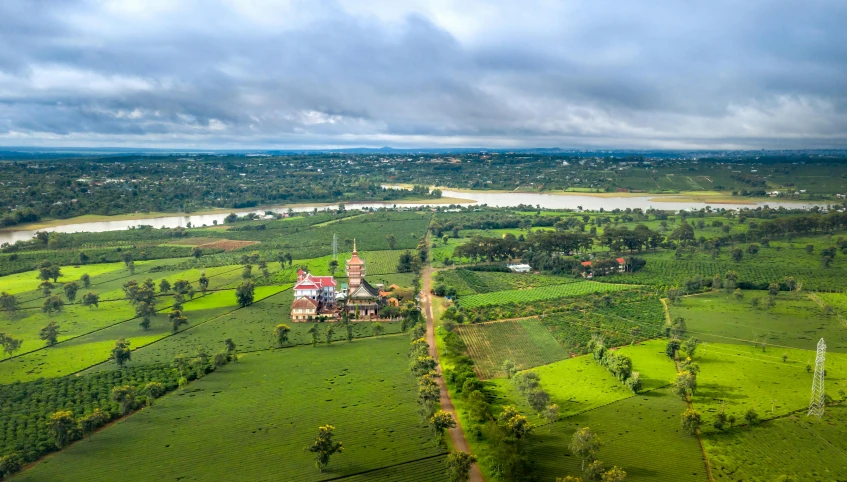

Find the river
[[0, 189, 830, 245]]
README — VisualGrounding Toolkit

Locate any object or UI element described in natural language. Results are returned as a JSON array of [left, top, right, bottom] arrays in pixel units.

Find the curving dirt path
[[421, 265, 484, 482]]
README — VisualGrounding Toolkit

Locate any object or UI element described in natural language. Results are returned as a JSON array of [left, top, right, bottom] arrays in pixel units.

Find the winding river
[[0, 189, 830, 245]]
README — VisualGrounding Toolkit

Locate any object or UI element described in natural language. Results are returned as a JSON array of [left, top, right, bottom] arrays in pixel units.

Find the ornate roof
[[346, 238, 365, 266], [291, 297, 319, 310], [348, 279, 380, 299]]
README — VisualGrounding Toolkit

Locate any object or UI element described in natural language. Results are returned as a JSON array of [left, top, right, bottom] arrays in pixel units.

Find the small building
[[580, 258, 626, 278], [291, 297, 319, 321], [507, 263, 532, 273]]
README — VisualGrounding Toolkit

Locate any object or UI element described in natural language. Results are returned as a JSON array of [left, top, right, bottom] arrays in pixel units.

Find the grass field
[[18, 336, 445, 482], [455, 319, 569, 379], [702, 406, 847, 481], [690, 342, 847, 425], [0, 286, 287, 384], [526, 389, 707, 481], [457, 281, 637, 309], [0, 262, 126, 295], [668, 291, 847, 352]]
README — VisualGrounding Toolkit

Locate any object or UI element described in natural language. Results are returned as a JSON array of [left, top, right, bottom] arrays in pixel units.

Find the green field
[[691, 342, 847, 424], [455, 319, 569, 379], [18, 336, 445, 481], [436, 269, 575, 296], [703, 406, 847, 481], [526, 389, 707, 481], [457, 281, 637, 309], [669, 291, 847, 352]]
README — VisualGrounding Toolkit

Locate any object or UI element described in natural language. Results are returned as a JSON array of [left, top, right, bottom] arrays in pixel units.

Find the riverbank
[[0, 196, 473, 233]]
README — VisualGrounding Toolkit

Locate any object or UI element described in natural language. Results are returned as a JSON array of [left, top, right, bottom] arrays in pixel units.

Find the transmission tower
[[332, 234, 338, 261], [808, 338, 826, 418]]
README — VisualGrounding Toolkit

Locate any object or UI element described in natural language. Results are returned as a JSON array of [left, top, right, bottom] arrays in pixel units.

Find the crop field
[[815, 292, 847, 321], [690, 342, 847, 425], [526, 389, 706, 481], [457, 281, 636, 309], [18, 336, 445, 482], [702, 406, 847, 481], [455, 319, 569, 378], [668, 291, 847, 352], [0, 286, 286, 384], [540, 296, 666, 353], [436, 269, 575, 296], [429, 236, 469, 265]]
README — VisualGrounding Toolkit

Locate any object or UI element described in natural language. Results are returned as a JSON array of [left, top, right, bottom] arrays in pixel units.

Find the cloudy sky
[[1, 0, 846, 150]]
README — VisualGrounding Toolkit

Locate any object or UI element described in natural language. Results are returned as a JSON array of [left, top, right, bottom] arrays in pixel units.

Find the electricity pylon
[[332, 234, 338, 261], [808, 338, 826, 418]]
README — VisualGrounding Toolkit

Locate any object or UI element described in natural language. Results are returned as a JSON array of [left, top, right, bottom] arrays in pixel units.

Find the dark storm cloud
[[0, 0, 846, 148]]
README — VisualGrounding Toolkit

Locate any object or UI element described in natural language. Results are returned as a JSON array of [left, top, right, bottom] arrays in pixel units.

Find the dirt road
[[421, 265, 484, 482]]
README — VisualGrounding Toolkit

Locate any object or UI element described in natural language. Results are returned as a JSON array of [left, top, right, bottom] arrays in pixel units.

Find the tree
[[681, 409, 701, 435], [325, 325, 334, 345], [242, 264, 253, 279], [81, 291, 100, 308], [42, 295, 64, 316], [713, 409, 728, 431], [142, 382, 165, 406], [80, 273, 91, 288], [79, 408, 108, 440], [63, 281, 80, 303], [192, 246, 203, 259], [569, 427, 601, 471], [127, 260, 135, 274], [373, 322, 384, 337], [601, 466, 627, 482], [674, 371, 697, 399], [430, 410, 457, 445], [806, 244, 814, 254], [47, 410, 78, 448], [224, 338, 237, 360], [169, 309, 188, 333], [0, 333, 23, 358], [386, 233, 397, 249], [39, 280, 54, 296], [307, 324, 320, 347], [306, 425, 343, 472], [783, 276, 797, 291], [0, 291, 18, 314], [198, 273, 209, 295], [682, 337, 700, 358], [502, 359, 518, 379], [744, 407, 760, 425], [328, 259, 339, 276], [172, 279, 191, 295], [543, 403, 560, 423], [446, 451, 476, 482], [274, 324, 291, 346], [555, 477, 582, 482], [136, 300, 157, 330], [665, 338, 681, 359], [584, 460, 606, 481], [768, 282, 780, 296], [111, 338, 132, 367], [236, 280, 255, 307], [0, 452, 24, 479], [111, 385, 138, 416], [159, 279, 171, 293], [731, 248, 743, 262], [40, 321, 60, 346]]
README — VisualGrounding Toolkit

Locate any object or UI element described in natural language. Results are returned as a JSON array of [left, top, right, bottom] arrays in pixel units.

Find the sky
[[1, 0, 846, 150]]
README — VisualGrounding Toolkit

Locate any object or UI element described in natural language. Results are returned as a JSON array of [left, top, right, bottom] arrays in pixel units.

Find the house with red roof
[[580, 257, 627, 278], [291, 269, 338, 320]]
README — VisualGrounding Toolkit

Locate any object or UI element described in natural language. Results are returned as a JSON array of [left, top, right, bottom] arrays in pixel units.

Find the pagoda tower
[[346, 239, 366, 290]]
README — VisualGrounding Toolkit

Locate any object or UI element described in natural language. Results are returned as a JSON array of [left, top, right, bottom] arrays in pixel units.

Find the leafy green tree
[[543, 403, 560, 423], [79, 408, 108, 440], [236, 280, 255, 307], [0, 452, 24, 479], [169, 309, 188, 333], [0, 291, 18, 314], [499, 406, 532, 440], [502, 359, 518, 378], [0, 333, 23, 358], [601, 466, 627, 482], [111, 385, 138, 416], [744, 407, 760, 425], [273, 324, 291, 346], [665, 338, 681, 359], [446, 451, 476, 482], [63, 281, 80, 303], [325, 325, 334, 345], [386, 233, 397, 249], [328, 259, 339, 276], [373, 322, 384, 337], [682, 337, 700, 358], [731, 248, 743, 262], [307, 324, 320, 347], [39, 280, 54, 296], [111, 338, 132, 367], [306, 425, 344, 472], [42, 294, 64, 316], [411, 355, 437, 376], [198, 273, 209, 295], [81, 291, 100, 308], [192, 247, 203, 259], [681, 409, 701, 435], [713, 409, 728, 431], [674, 371, 697, 399], [159, 279, 171, 293], [768, 282, 780, 296], [136, 300, 157, 330], [173, 279, 191, 295], [47, 410, 78, 448], [143, 382, 165, 406], [569, 427, 601, 470], [80, 273, 91, 288], [40, 321, 60, 346], [584, 460, 606, 481], [224, 338, 237, 360]]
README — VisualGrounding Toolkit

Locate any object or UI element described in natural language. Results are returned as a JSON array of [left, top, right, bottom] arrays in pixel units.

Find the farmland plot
[[457, 281, 636, 309], [527, 389, 706, 482], [19, 337, 444, 482], [702, 406, 847, 481], [455, 319, 569, 378], [437, 269, 575, 296]]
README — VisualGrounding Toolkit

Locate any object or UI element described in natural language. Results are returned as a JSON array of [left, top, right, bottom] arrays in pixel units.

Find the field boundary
[[322, 452, 448, 481], [808, 292, 847, 328]]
